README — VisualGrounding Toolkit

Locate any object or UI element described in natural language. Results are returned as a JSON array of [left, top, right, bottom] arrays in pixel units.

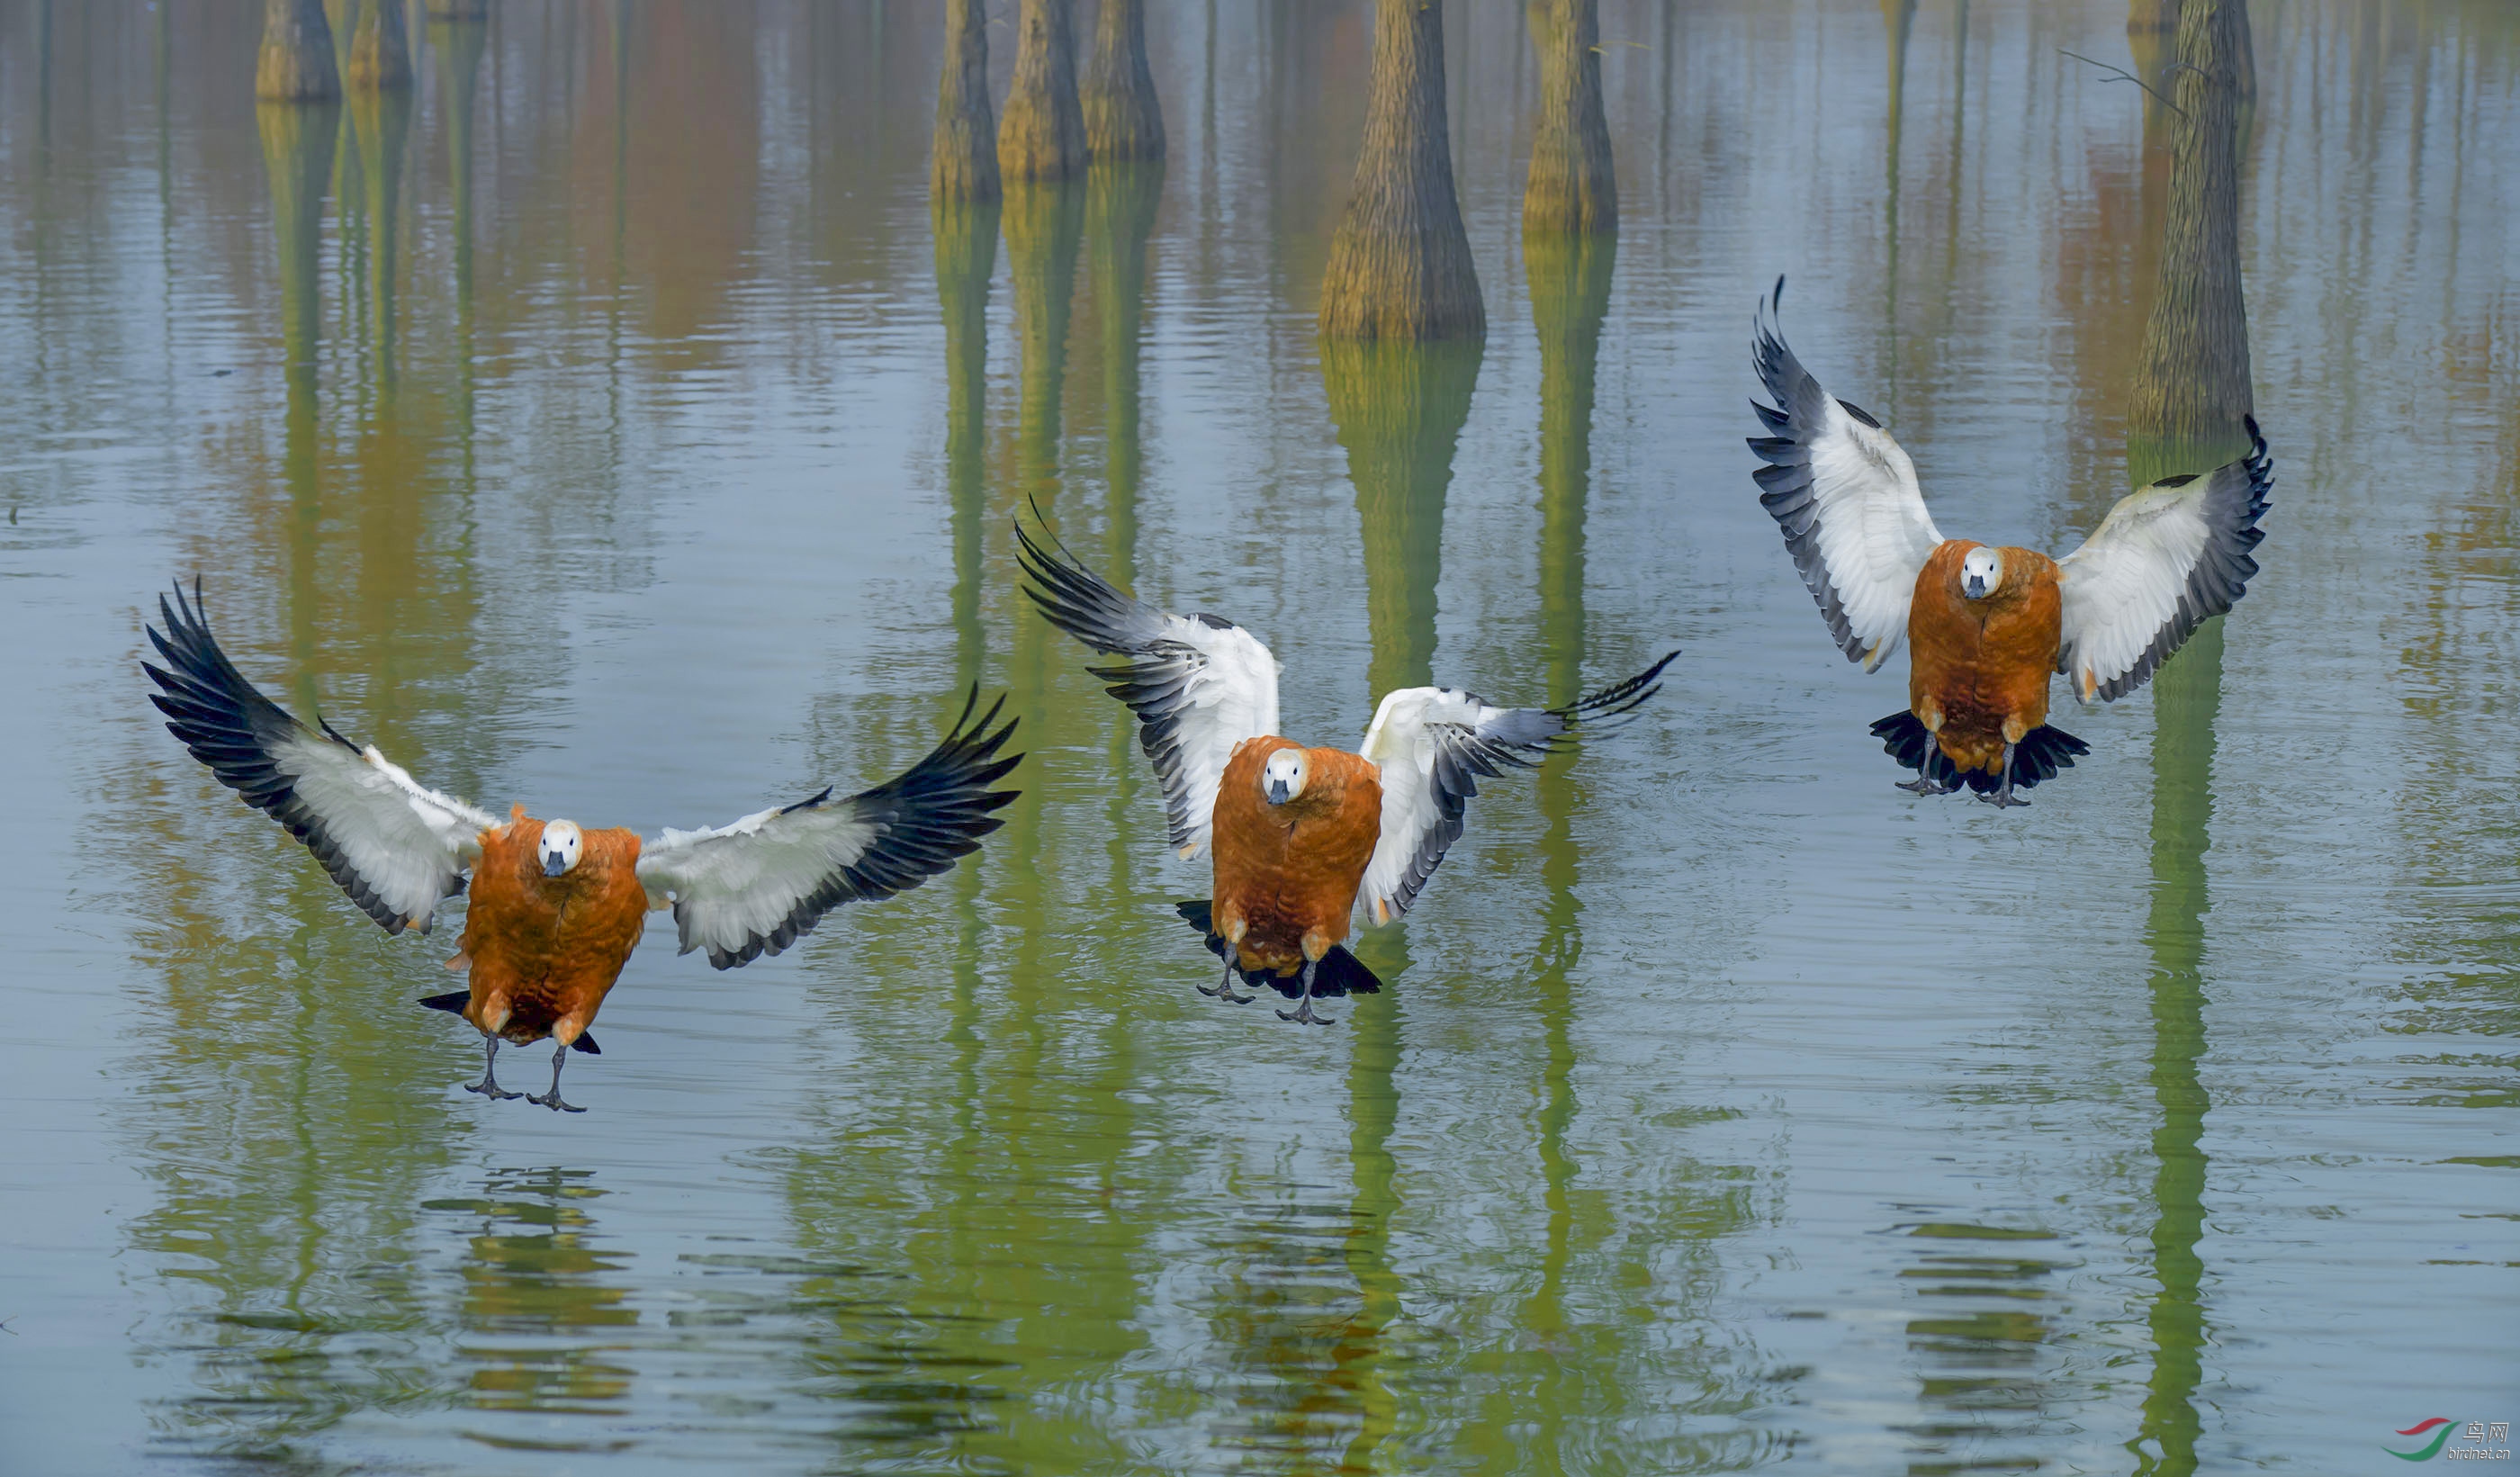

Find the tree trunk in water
[[347, 0, 412, 91], [1005, 182, 1086, 514], [1524, 0, 1614, 235], [259, 98, 340, 706], [350, 85, 412, 397], [258, 0, 341, 102], [433, 16, 487, 307], [933, 198, 999, 688], [1083, 0, 1165, 163], [1319, 0, 1483, 343], [2125, 0, 2252, 478], [1322, 341, 1483, 697], [932, 0, 999, 203], [1527, 230, 1614, 707], [1000, 0, 1086, 183], [1086, 162, 1165, 581]]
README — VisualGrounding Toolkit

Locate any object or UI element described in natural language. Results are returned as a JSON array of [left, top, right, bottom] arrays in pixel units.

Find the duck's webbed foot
[[524, 1040, 587, 1113], [464, 1036, 522, 1101], [1896, 737, 1954, 794], [1198, 953, 1255, 1004], [1275, 959, 1336, 1026], [1977, 742, 2032, 808]]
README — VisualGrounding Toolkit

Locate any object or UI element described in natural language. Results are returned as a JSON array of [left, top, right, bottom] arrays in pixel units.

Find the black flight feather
[[1175, 900, 1382, 999]]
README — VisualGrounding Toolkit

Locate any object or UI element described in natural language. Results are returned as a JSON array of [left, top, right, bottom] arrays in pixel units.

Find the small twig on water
[[2058, 49, 2190, 121]]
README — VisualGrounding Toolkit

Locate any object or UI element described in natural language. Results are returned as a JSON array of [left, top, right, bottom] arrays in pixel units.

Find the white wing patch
[[1749, 281, 1944, 671], [1358, 689, 1565, 924], [1018, 520, 1281, 860], [283, 737, 499, 928], [637, 802, 882, 965], [634, 692, 1020, 969], [144, 581, 492, 935], [1356, 654, 1675, 925], [2056, 422, 2272, 704]]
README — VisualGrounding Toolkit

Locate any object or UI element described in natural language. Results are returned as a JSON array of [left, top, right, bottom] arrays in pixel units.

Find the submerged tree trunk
[[1082, 0, 1165, 163], [1527, 230, 1614, 706], [932, 0, 999, 203], [346, 0, 411, 91], [2126, 0, 2253, 474], [1318, 0, 1484, 342], [933, 197, 999, 687], [1322, 341, 1484, 696], [1087, 162, 1165, 567], [1004, 182, 1087, 512], [433, 15, 487, 307], [1524, 0, 1615, 234], [258, 0, 341, 102], [1000, 0, 1086, 183], [349, 84, 412, 395]]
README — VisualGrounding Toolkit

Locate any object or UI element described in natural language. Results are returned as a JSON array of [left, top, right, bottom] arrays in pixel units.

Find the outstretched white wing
[[1356, 654, 1676, 925], [144, 581, 498, 935], [634, 691, 1021, 969], [1747, 278, 1945, 671], [2057, 420, 2273, 704], [1018, 518, 1281, 860]]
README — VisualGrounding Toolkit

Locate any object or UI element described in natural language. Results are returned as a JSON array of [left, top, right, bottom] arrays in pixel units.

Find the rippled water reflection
[[1, 2, 2513, 1472]]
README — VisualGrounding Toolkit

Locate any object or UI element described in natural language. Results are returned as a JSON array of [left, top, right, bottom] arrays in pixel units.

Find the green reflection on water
[[443, 1167, 639, 1416], [1321, 338, 1482, 699]]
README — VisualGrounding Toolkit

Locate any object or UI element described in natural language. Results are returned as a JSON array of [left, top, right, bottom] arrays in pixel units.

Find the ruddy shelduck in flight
[[1018, 520, 1674, 1024], [143, 581, 1021, 1110], [1747, 280, 2273, 806]]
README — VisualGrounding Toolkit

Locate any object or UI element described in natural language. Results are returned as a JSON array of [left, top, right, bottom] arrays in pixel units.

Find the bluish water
[[0, 2, 2512, 1472]]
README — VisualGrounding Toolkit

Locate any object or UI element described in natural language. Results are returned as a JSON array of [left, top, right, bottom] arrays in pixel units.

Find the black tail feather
[[418, 988, 598, 1052], [1869, 712, 2088, 795], [1174, 900, 1383, 999]]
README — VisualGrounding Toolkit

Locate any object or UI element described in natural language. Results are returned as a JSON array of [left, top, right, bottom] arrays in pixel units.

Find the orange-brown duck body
[[1905, 540, 2063, 779], [1209, 739, 1382, 984], [456, 807, 649, 1052]]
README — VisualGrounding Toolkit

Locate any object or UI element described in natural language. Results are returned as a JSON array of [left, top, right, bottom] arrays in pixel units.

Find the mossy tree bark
[[1000, 0, 1086, 184], [1082, 0, 1165, 163], [1524, 0, 1615, 235], [2128, 3, 2255, 127], [1322, 341, 1483, 697], [346, 0, 412, 91], [1318, 0, 1483, 343], [258, 0, 341, 102], [2126, 0, 2253, 480], [932, 0, 999, 204]]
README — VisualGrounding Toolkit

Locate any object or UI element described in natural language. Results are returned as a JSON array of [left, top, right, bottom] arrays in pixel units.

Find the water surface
[[0, 2, 2513, 1472]]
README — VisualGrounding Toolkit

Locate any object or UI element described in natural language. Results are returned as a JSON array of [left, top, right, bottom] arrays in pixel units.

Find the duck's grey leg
[[1198, 952, 1254, 1004], [464, 1035, 521, 1101], [1277, 959, 1336, 1026], [525, 1040, 586, 1113], [1978, 742, 2031, 808]]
